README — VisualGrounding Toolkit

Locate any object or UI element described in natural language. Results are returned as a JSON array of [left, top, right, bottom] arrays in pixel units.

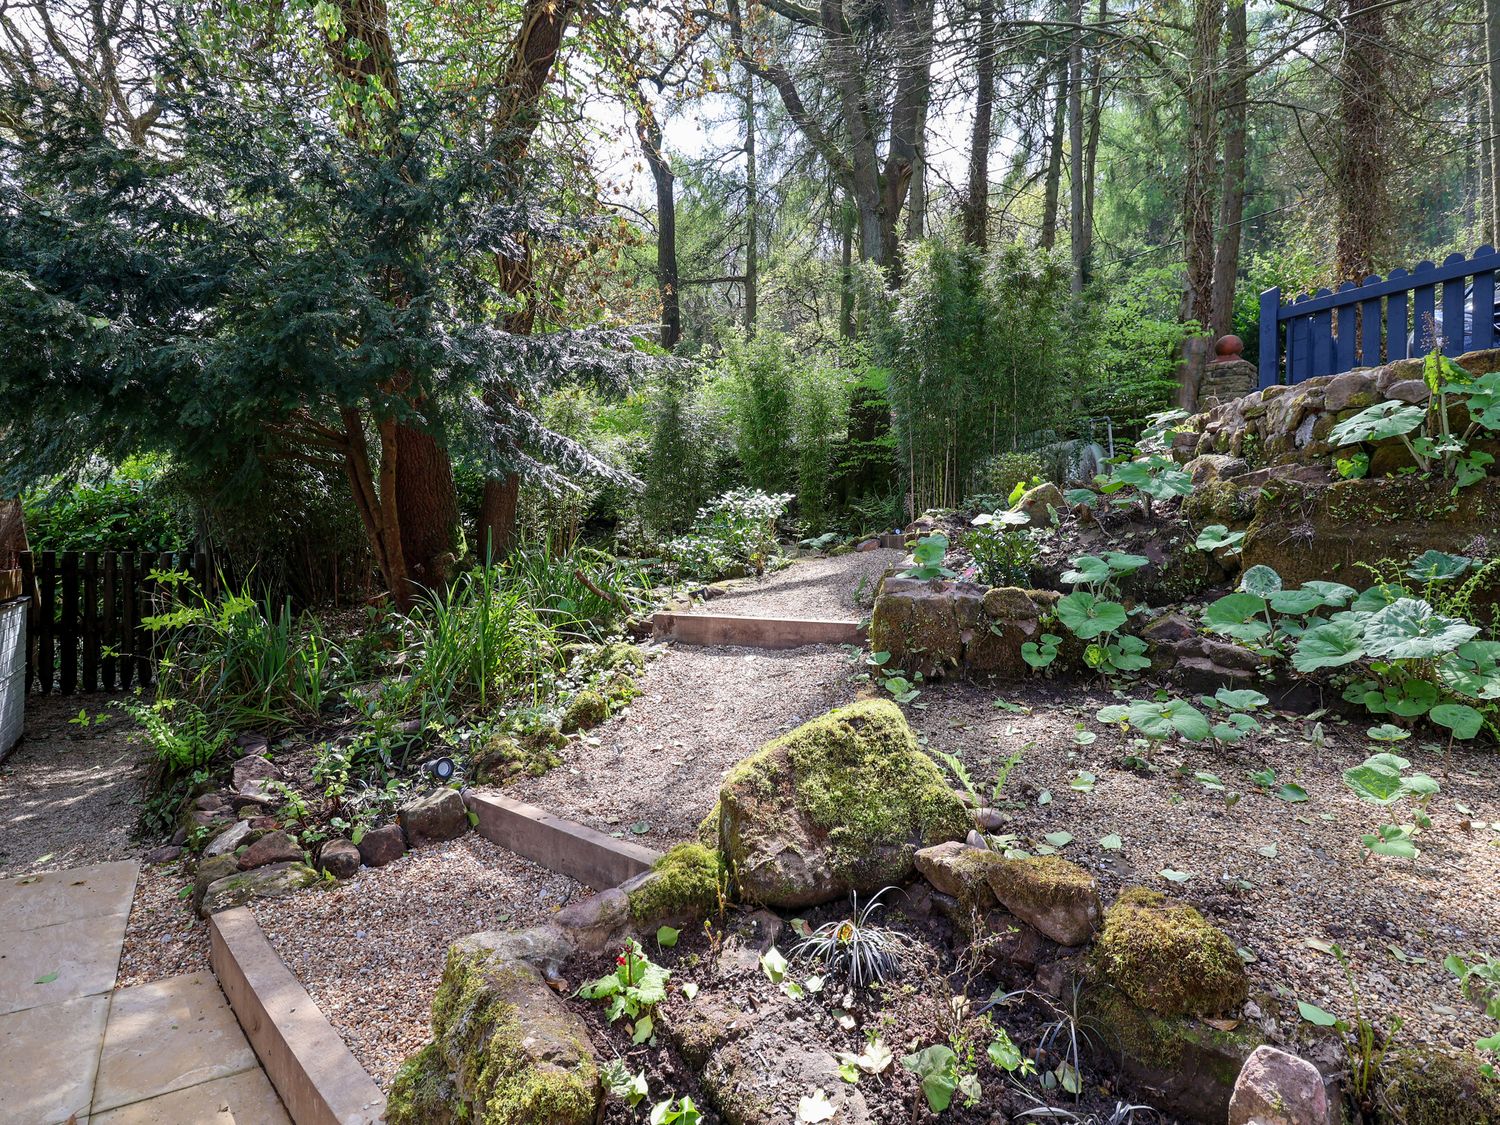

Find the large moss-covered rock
[[1082, 984, 1266, 1123], [392, 931, 599, 1125], [716, 700, 969, 908], [560, 690, 608, 734], [870, 577, 1061, 681], [1093, 888, 1247, 1017]]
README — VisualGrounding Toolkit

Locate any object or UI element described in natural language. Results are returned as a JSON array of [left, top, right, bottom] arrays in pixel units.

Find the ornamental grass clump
[[791, 887, 916, 988]]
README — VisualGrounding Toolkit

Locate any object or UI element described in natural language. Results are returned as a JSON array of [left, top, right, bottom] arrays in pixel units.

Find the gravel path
[[0, 693, 147, 875], [908, 679, 1500, 1062], [695, 548, 905, 619], [1, 693, 216, 987], [252, 834, 583, 1088], [504, 643, 860, 845]]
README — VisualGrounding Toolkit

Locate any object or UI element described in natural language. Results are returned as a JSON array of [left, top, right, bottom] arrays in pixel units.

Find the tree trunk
[[964, 0, 996, 247], [1067, 0, 1086, 293], [840, 196, 855, 338], [1040, 60, 1067, 250], [1482, 0, 1494, 243], [1332, 0, 1390, 283], [475, 0, 580, 558], [1181, 0, 1221, 330], [877, 0, 934, 269], [637, 104, 680, 350], [1483, 93, 1495, 245], [1211, 0, 1248, 339], [1082, 0, 1107, 254], [743, 69, 758, 332]]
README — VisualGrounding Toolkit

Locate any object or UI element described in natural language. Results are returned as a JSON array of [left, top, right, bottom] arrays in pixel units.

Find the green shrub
[[664, 489, 791, 580], [972, 451, 1047, 503], [966, 524, 1042, 588]]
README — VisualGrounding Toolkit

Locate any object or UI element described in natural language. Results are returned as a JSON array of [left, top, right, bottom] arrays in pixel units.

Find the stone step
[[650, 611, 866, 650]]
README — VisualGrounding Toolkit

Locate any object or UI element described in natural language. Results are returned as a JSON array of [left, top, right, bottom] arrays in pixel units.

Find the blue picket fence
[[1258, 247, 1500, 389]]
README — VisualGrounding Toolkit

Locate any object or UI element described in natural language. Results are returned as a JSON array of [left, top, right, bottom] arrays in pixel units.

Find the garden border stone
[[651, 610, 866, 649], [208, 906, 386, 1125], [463, 790, 662, 890]]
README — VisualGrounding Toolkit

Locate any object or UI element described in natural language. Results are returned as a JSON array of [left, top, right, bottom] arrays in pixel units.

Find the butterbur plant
[[903, 533, 956, 580], [1341, 752, 1438, 859], [1055, 552, 1152, 675], [1097, 454, 1193, 519], [1327, 350, 1500, 488]]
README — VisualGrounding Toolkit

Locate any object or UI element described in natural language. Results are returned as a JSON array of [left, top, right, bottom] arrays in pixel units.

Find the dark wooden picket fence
[[18, 550, 214, 695], [1258, 246, 1500, 388]]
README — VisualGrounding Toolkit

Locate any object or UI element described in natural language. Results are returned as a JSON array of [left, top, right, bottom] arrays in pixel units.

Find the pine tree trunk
[[1067, 0, 1086, 292], [1211, 0, 1248, 338], [1332, 0, 1390, 283], [1040, 61, 1067, 250], [963, 0, 996, 248], [1486, 0, 1500, 242]]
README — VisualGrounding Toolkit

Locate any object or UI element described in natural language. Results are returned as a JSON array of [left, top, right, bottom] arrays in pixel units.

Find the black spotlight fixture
[[421, 756, 456, 783]]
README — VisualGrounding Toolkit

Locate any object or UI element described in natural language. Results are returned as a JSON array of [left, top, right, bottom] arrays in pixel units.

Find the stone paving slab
[[0, 859, 138, 929], [90, 1067, 291, 1124], [0, 911, 129, 1014], [93, 972, 260, 1113], [0, 992, 109, 1124]]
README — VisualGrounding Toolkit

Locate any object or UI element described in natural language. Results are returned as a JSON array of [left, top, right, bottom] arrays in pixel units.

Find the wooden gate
[[18, 550, 214, 695]]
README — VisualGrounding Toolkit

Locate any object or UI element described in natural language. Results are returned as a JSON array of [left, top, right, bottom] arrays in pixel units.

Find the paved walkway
[[0, 860, 289, 1124]]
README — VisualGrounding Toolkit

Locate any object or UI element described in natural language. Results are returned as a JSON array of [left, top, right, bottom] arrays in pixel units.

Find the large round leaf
[[1292, 618, 1367, 672], [1061, 555, 1112, 587], [1055, 592, 1127, 639], [1429, 702, 1484, 739], [1363, 599, 1480, 660], [1238, 565, 1283, 597], [1202, 592, 1270, 642], [1328, 400, 1426, 445], [1269, 588, 1330, 615], [1404, 551, 1471, 584], [1300, 580, 1358, 608]]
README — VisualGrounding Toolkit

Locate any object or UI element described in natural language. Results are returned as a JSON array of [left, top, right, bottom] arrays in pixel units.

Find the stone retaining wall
[[1174, 347, 1500, 469]]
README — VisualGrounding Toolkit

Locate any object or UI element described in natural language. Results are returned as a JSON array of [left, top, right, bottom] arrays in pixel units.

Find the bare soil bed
[[504, 641, 860, 846], [252, 833, 584, 1087], [908, 679, 1500, 1064], [693, 548, 904, 619]]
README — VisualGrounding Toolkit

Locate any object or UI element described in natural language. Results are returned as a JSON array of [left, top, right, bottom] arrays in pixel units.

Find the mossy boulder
[[1083, 983, 1266, 1123], [870, 577, 1062, 680], [560, 690, 608, 734], [1093, 888, 1247, 1018], [1379, 1047, 1500, 1125], [387, 1043, 460, 1125], [985, 854, 1102, 946], [716, 699, 969, 908], [467, 733, 563, 786], [395, 935, 600, 1125], [626, 843, 725, 928]]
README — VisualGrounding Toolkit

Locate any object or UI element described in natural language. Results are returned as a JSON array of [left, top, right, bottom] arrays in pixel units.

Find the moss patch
[[467, 733, 563, 786], [387, 1042, 461, 1125], [628, 843, 725, 925], [428, 948, 599, 1125], [1093, 888, 1246, 1018], [560, 690, 608, 734], [1380, 1048, 1500, 1125]]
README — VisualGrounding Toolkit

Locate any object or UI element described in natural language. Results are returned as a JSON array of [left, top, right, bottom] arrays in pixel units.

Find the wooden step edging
[[651, 611, 867, 650], [209, 906, 386, 1125], [463, 790, 662, 890]]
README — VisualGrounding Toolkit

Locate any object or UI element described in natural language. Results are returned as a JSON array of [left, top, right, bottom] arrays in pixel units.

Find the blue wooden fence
[[1258, 246, 1500, 389]]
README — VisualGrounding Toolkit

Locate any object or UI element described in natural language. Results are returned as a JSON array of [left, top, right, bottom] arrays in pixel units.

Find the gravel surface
[[0, 693, 147, 875], [908, 679, 1500, 1060], [117, 860, 211, 988], [504, 642, 860, 845], [693, 548, 905, 619], [252, 833, 583, 1088]]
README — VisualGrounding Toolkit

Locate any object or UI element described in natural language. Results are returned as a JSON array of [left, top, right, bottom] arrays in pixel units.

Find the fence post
[[1258, 287, 1280, 388]]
